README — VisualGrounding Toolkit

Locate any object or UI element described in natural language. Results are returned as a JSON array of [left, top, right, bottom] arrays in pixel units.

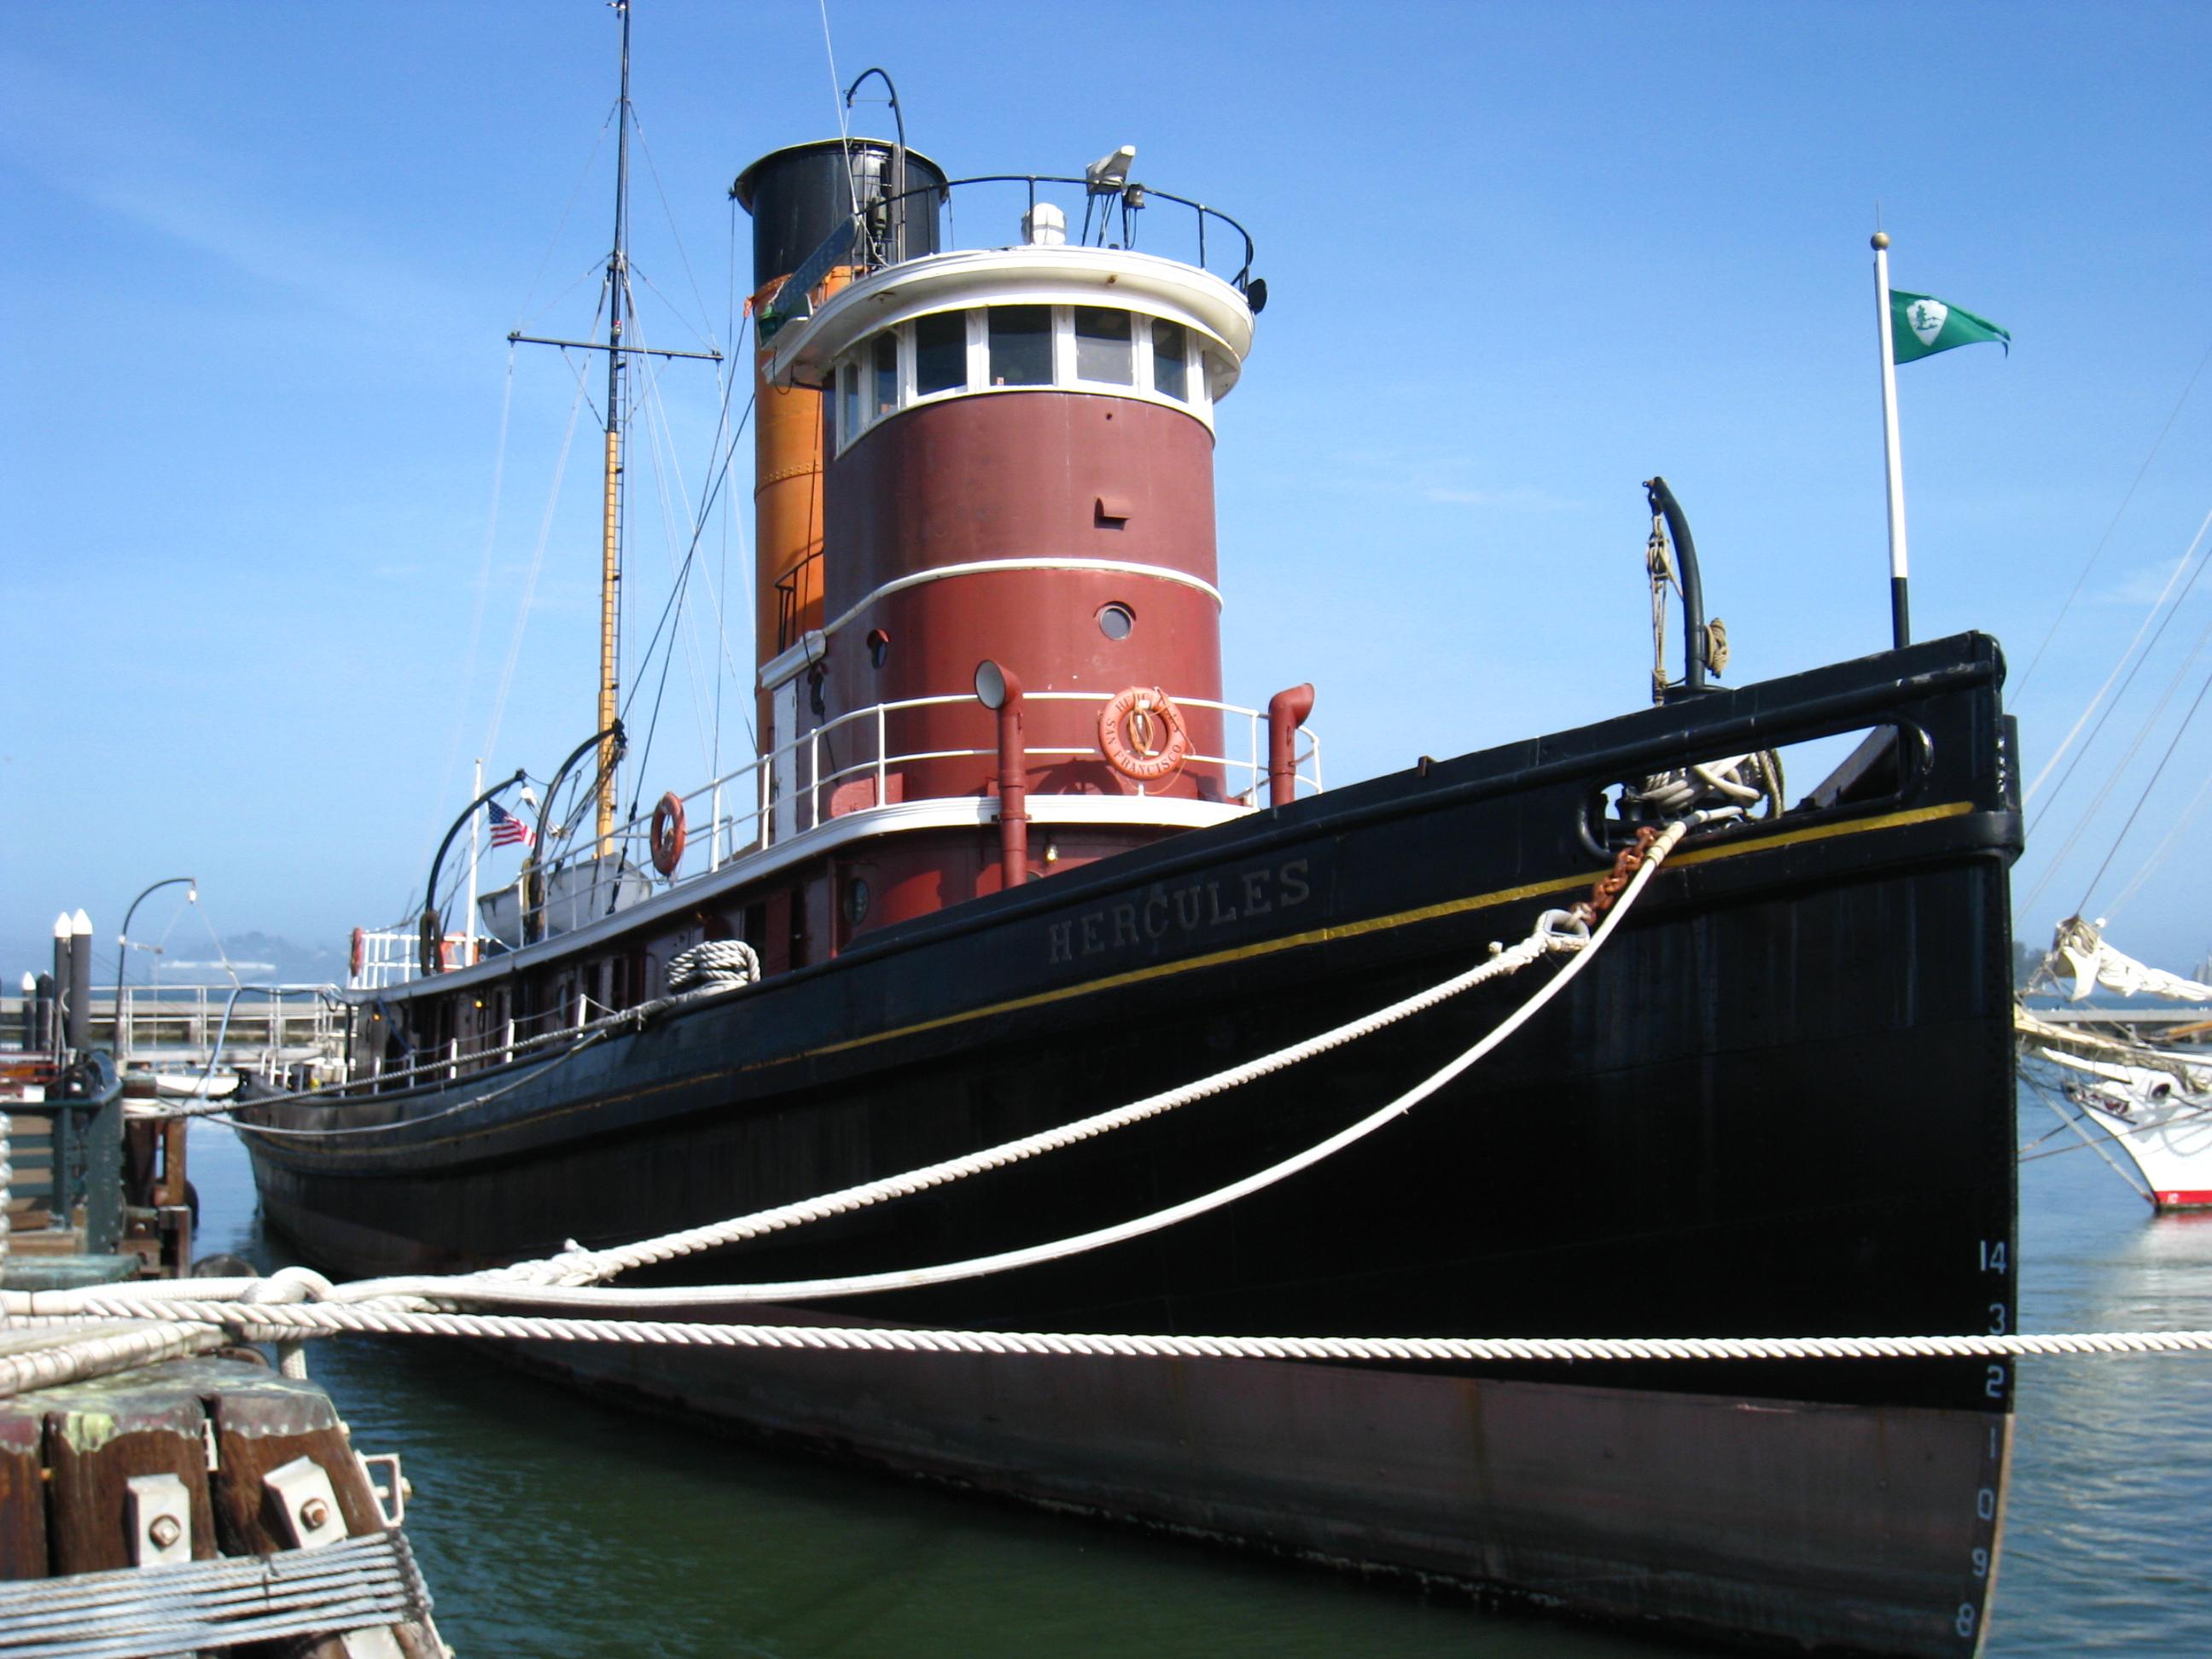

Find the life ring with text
[[349, 928, 366, 979], [650, 792, 689, 876], [1098, 686, 1189, 783]]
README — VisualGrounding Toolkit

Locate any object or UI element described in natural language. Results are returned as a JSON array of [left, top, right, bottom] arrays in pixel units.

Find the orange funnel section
[[751, 269, 851, 677]]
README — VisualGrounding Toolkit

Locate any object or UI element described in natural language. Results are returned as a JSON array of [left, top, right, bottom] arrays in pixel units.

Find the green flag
[[1890, 289, 2010, 364]]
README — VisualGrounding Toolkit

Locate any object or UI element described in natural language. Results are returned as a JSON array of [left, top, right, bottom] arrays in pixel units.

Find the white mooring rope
[[18, 812, 2184, 1395], [425, 816, 1713, 1301], [0, 1320, 231, 1399], [205, 821, 1689, 1317], [11, 1305, 2212, 1368]]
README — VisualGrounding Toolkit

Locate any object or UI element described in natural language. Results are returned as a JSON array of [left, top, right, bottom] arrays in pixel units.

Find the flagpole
[[1871, 230, 1910, 649], [466, 757, 482, 967]]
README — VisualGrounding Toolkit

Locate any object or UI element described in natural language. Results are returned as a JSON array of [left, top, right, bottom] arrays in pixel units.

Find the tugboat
[[241, 13, 2024, 1652]]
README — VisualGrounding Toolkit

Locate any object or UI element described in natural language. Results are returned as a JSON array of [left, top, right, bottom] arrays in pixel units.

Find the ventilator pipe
[[1644, 475, 1708, 696], [975, 661, 1027, 890], [421, 770, 527, 974], [1266, 684, 1315, 808]]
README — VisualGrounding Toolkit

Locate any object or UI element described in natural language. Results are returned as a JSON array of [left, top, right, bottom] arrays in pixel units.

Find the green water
[[189, 1103, 2211, 1656]]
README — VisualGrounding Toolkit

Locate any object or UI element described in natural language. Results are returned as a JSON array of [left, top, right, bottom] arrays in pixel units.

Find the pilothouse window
[[830, 303, 1226, 452], [914, 311, 967, 396], [1074, 306, 1133, 385], [1151, 318, 1190, 400], [872, 333, 899, 415], [987, 306, 1052, 386]]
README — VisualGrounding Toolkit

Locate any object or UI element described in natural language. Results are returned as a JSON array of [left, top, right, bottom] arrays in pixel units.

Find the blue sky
[[4, 0, 2207, 981]]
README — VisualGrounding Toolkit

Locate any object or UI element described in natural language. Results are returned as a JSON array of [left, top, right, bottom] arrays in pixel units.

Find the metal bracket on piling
[[126, 1472, 192, 1567]]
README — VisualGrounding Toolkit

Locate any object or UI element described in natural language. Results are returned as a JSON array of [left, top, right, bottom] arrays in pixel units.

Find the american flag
[[487, 800, 535, 849]]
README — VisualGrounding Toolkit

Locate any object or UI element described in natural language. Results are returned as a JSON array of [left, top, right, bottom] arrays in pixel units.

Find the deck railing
[[354, 690, 1319, 989], [762, 172, 1259, 343]]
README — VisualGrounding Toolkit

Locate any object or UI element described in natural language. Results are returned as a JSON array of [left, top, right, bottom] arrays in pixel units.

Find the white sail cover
[[2051, 916, 2212, 1004]]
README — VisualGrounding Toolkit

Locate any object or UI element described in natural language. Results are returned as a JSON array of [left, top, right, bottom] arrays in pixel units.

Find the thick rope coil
[[1625, 754, 1781, 820], [667, 939, 761, 995]]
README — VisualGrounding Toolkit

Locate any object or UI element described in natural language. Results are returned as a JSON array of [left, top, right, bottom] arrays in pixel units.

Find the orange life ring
[[1097, 686, 1189, 783], [349, 927, 365, 978], [650, 791, 688, 876]]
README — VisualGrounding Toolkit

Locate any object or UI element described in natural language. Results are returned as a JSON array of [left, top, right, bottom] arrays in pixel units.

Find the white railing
[[363, 689, 1322, 987], [351, 931, 474, 992], [592, 690, 1318, 882], [106, 986, 347, 1066]]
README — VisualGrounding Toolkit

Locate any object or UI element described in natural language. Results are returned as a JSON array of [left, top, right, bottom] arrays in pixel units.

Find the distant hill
[[138, 930, 346, 987], [1, 927, 345, 991]]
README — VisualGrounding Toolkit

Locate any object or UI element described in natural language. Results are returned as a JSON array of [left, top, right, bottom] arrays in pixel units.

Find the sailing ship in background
[[241, 8, 2026, 1653], [2018, 917, 2212, 1209]]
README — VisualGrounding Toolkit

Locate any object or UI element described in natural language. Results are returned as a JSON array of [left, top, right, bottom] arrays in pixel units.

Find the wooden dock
[[0, 1334, 441, 1655]]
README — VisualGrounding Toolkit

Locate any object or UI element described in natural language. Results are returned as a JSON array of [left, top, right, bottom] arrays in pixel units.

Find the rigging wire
[[2014, 339, 2212, 699], [2023, 602, 2212, 918], [2104, 765, 2212, 923], [2024, 504, 2212, 817], [626, 330, 717, 769], [817, 0, 863, 219], [713, 200, 738, 778], [2072, 651, 2212, 917], [618, 381, 758, 810], [190, 895, 241, 989], [626, 115, 719, 355], [510, 104, 620, 334], [422, 348, 521, 859], [480, 366, 595, 766]]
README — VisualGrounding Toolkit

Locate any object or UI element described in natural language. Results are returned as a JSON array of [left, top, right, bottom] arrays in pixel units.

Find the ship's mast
[[596, 0, 633, 856], [507, 1, 719, 865]]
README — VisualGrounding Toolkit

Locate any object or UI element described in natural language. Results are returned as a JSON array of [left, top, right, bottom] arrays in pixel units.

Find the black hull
[[247, 634, 2022, 1655]]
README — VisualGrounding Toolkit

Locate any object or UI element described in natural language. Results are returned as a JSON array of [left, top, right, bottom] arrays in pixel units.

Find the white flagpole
[[466, 757, 482, 967], [1871, 230, 1910, 649]]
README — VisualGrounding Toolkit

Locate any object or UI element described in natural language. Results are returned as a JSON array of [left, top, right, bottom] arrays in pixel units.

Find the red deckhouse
[[734, 139, 1296, 946]]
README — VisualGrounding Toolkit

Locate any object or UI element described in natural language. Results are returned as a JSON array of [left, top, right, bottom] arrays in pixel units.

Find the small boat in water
[[2020, 918, 2212, 1209], [241, 8, 2024, 1652]]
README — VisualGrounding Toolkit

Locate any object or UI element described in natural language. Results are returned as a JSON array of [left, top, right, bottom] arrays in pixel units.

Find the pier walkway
[[3, 987, 344, 1080]]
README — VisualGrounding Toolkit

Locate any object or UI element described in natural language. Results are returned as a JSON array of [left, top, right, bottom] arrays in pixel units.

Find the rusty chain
[[1574, 824, 1662, 927]]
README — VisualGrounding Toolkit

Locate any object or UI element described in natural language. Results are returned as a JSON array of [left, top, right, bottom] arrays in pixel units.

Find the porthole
[[1097, 602, 1134, 641], [866, 627, 891, 669], [844, 877, 871, 927]]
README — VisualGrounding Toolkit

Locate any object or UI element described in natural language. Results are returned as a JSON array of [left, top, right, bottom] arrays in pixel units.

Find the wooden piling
[[0, 1348, 439, 1656]]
